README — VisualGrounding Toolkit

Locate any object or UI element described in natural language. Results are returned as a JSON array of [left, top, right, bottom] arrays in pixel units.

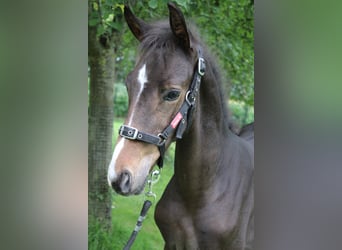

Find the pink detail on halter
[[171, 112, 183, 128]]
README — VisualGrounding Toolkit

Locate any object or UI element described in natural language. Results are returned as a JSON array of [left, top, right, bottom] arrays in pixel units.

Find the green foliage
[[229, 100, 254, 127], [188, 0, 254, 106], [88, 1, 125, 37], [113, 82, 128, 117]]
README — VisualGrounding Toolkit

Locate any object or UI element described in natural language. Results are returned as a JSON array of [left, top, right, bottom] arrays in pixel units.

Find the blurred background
[[0, 1, 87, 249], [1, 0, 342, 250]]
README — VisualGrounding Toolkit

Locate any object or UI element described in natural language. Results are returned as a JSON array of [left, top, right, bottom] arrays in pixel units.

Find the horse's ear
[[124, 5, 149, 41], [167, 2, 190, 50]]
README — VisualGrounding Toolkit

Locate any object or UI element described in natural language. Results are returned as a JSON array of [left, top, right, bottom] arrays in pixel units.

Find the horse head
[[108, 3, 202, 195]]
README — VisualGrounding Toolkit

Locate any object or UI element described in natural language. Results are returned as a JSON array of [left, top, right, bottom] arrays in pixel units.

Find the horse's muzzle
[[111, 170, 132, 195]]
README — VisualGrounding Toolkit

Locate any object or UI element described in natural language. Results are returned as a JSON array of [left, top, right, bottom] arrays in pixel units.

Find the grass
[[89, 118, 174, 250]]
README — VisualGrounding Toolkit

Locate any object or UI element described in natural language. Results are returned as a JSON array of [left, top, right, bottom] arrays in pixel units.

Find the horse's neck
[[174, 71, 237, 202]]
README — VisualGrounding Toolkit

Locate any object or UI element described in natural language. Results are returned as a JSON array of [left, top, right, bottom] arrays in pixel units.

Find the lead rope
[[122, 170, 161, 250]]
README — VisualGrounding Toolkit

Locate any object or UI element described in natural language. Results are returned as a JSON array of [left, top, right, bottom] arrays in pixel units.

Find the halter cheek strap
[[118, 49, 206, 168]]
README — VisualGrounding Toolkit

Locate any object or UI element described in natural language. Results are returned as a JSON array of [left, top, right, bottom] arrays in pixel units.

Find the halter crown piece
[[118, 49, 206, 168]]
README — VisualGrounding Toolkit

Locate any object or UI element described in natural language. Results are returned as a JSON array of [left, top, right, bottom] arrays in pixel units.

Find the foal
[[108, 3, 254, 249]]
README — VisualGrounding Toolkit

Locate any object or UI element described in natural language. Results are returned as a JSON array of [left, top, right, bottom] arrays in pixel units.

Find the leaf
[[148, 0, 158, 9], [108, 21, 122, 31], [92, 2, 98, 11], [96, 25, 106, 37], [89, 18, 99, 27], [105, 14, 114, 23], [174, 0, 189, 10], [115, 4, 125, 13]]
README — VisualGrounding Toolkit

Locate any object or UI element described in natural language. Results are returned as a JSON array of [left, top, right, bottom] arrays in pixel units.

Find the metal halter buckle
[[198, 57, 205, 76], [119, 125, 138, 140]]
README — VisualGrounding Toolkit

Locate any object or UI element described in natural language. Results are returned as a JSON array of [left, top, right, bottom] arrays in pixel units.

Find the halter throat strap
[[118, 49, 206, 168]]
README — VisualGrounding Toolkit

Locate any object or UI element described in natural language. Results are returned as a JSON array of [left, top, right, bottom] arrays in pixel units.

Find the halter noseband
[[118, 49, 206, 168]]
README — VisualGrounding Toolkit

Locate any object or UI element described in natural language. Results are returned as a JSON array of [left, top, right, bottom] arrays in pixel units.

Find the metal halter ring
[[157, 133, 167, 146], [185, 91, 195, 106]]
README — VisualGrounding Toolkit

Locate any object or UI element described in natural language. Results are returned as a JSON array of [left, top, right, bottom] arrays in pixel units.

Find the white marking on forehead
[[128, 63, 148, 126], [138, 64, 148, 87]]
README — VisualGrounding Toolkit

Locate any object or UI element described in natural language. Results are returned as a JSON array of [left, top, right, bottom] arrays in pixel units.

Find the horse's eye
[[163, 90, 181, 102]]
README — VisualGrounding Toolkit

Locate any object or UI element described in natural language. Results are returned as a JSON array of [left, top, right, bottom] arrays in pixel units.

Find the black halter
[[118, 49, 206, 168]]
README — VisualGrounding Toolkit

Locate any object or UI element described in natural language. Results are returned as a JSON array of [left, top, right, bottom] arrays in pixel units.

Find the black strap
[[119, 125, 162, 145]]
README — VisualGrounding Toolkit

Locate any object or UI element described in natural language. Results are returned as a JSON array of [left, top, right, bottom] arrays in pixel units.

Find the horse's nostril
[[112, 171, 132, 195], [121, 171, 131, 190]]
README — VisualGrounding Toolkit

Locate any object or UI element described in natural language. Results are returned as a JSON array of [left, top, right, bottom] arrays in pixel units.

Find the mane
[[139, 21, 178, 52], [139, 19, 232, 131]]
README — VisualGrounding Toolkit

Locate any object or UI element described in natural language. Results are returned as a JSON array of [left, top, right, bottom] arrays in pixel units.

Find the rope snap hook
[[145, 169, 161, 201]]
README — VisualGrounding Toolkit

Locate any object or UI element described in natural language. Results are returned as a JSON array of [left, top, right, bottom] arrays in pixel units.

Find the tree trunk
[[88, 25, 115, 229]]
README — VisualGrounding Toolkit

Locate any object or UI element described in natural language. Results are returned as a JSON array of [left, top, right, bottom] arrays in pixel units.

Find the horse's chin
[[132, 177, 148, 195], [129, 157, 158, 195]]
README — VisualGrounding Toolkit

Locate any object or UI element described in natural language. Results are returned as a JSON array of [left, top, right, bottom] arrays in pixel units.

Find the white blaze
[[108, 64, 148, 186], [128, 64, 147, 126]]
